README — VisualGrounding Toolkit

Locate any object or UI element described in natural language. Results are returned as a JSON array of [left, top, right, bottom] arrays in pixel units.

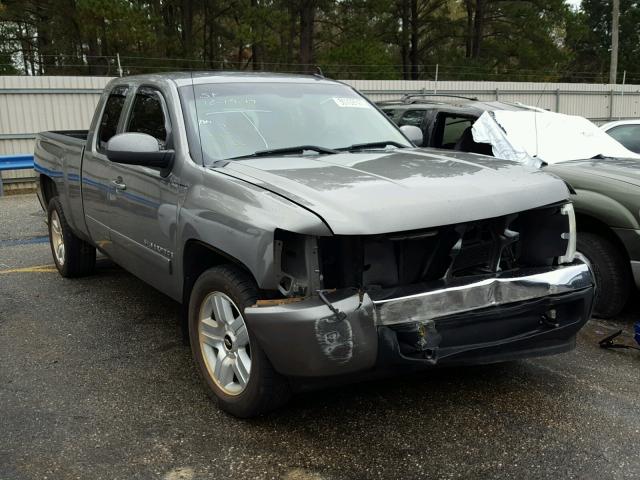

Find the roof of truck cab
[[110, 71, 344, 88]]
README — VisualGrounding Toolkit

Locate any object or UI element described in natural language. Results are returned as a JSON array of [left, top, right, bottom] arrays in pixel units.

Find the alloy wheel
[[198, 291, 251, 395], [50, 210, 65, 266]]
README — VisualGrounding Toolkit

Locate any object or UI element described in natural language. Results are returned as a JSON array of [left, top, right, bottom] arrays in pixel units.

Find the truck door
[[82, 85, 129, 255], [106, 86, 180, 298]]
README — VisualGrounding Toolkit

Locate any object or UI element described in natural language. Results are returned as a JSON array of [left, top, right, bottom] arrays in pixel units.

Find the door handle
[[111, 179, 126, 191]]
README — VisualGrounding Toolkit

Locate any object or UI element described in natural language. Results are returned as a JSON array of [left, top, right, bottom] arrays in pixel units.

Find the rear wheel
[[577, 232, 630, 318], [188, 265, 290, 417], [47, 197, 96, 278]]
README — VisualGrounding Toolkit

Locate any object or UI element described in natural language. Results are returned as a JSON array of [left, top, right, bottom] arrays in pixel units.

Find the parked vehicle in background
[[380, 95, 640, 318], [34, 75, 594, 417], [601, 119, 640, 154]]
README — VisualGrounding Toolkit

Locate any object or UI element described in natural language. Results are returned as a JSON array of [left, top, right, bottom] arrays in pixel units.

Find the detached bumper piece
[[245, 262, 594, 377]]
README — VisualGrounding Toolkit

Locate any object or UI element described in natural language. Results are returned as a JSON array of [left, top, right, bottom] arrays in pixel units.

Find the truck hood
[[552, 157, 640, 187], [219, 148, 569, 235]]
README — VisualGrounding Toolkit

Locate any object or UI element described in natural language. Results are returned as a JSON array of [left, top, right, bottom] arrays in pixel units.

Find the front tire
[[188, 265, 290, 417], [577, 232, 630, 318], [47, 197, 96, 278]]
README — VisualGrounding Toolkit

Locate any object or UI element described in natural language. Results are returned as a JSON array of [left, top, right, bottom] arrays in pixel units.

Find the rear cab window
[[97, 85, 129, 152]]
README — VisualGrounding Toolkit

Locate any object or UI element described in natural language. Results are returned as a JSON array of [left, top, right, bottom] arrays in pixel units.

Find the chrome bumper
[[245, 262, 593, 377], [372, 263, 592, 326]]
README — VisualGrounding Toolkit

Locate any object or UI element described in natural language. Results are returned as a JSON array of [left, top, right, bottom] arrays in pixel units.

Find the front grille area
[[319, 202, 570, 290]]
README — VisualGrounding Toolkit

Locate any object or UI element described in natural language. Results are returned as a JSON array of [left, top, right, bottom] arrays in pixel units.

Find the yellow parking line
[[0, 264, 57, 274]]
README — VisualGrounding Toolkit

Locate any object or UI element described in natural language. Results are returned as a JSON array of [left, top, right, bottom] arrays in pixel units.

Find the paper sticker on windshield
[[332, 97, 371, 108]]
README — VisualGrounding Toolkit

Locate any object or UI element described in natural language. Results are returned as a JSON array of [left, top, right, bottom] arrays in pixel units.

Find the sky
[[566, 0, 582, 8]]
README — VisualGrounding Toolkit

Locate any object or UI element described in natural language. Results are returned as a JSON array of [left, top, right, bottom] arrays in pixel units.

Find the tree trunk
[[410, 0, 419, 80], [202, 0, 219, 68], [610, 0, 620, 84], [299, 0, 316, 73], [163, 2, 175, 59], [400, 0, 410, 80], [101, 18, 109, 57], [288, 3, 297, 66], [35, 0, 53, 74], [181, 0, 194, 68], [472, 0, 484, 59], [251, 0, 260, 70], [86, 33, 101, 75], [203, 0, 209, 64], [465, 0, 474, 58]]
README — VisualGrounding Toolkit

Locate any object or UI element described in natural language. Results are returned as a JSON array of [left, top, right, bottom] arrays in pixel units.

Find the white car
[[601, 119, 640, 154]]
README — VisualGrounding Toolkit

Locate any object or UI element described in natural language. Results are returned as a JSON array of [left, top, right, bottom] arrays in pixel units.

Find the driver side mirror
[[400, 125, 424, 147], [106, 132, 174, 169]]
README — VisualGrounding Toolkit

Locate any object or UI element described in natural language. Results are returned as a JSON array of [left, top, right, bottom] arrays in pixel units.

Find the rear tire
[[47, 197, 96, 278], [577, 232, 630, 318], [188, 265, 290, 417]]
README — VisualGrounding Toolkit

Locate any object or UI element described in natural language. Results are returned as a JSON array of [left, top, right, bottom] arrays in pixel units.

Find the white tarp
[[472, 109, 640, 168]]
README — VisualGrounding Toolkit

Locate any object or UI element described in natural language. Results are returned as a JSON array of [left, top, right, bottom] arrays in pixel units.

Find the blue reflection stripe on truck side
[[33, 162, 64, 178], [81, 176, 111, 192], [120, 190, 161, 209], [34, 162, 161, 209], [81, 176, 160, 208]]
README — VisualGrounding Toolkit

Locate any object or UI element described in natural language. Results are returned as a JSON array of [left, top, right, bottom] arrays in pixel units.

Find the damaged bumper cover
[[245, 262, 594, 377]]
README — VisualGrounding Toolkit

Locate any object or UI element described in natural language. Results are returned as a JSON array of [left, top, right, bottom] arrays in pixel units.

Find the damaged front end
[[245, 202, 594, 377]]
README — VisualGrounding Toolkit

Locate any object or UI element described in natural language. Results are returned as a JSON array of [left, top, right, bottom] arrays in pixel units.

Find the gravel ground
[[1, 194, 639, 480]]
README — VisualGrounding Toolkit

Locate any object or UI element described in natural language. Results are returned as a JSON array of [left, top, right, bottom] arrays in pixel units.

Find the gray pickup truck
[[35, 72, 593, 417]]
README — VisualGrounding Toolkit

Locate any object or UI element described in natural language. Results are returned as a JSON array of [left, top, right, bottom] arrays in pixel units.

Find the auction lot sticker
[[332, 97, 371, 108]]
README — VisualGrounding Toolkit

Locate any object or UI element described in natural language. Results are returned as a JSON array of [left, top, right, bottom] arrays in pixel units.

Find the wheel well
[[182, 240, 255, 305], [40, 175, 58, 206], [576, 213, 630, 262], [180, 240, 257, 341]]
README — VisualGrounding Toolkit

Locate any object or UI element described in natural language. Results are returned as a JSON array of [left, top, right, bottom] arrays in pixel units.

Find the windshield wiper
[[336, 141, 409, 152], [230, 145, 339, 160]]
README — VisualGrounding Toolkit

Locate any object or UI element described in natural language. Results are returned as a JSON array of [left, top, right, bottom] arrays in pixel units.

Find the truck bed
[[49, 130, 89, 141], [34, 130, 89, 237]]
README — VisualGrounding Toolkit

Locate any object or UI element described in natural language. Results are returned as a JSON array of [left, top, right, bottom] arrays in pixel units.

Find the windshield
[[179, 81, 411, 164]]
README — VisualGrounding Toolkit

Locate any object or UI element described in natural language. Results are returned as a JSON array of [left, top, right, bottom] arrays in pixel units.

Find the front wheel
[[577, 232, 630, 319], [188, 265, 290, 417]]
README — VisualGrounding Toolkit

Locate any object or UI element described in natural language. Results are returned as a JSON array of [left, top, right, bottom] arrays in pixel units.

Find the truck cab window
[[127, 88, 169, 148], [381, 109, 396, 119], [97, 86, 128, 151], [435, 113, 492, 155], [398, 110, 426, 128], [439, 115, 473, 148]]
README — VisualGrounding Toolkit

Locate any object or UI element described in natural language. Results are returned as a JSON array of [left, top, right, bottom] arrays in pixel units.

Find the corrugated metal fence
[[2, 76, 640, 191], [0, 76, 109, 191]]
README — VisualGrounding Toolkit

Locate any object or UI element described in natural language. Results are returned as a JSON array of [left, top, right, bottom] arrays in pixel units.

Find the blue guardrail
[[0, 154, 35, 195]]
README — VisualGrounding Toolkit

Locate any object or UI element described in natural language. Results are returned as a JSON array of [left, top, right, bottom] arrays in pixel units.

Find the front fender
[[572, 188, 640, 230], [176, 170, 332, 292]]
